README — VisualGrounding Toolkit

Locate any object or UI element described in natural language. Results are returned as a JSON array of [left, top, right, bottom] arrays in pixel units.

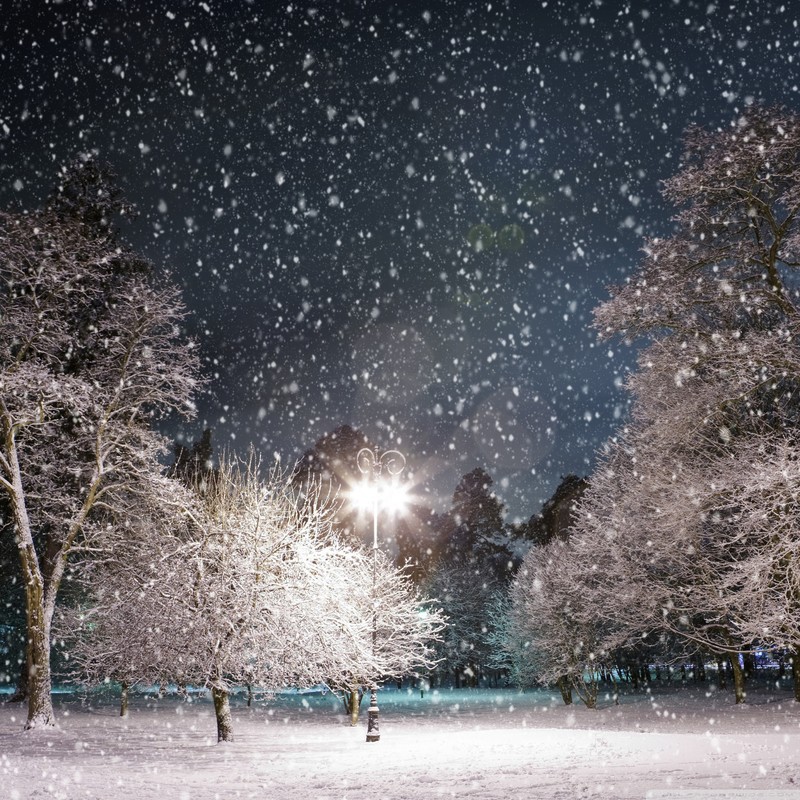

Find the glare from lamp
[[349, 479, 409, 517]]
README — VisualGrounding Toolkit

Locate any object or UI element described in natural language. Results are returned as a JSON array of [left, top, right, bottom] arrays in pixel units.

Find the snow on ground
[[4, 681, 800, 799]]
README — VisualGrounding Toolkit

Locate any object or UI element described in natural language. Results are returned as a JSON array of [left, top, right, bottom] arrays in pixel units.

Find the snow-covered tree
[[572, 410, 753, 699], [568, 106, 800, 703], [426, 562, 503, 687], [507, 539, 612, 708], [61, 454, 444, 742], [54, 475, 199, 715], [595, 105, 800, 341], [0, 158, 199, 729]]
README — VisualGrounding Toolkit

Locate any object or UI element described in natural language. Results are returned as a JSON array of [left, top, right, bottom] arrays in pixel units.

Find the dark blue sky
[[1, 0, 796, 519]]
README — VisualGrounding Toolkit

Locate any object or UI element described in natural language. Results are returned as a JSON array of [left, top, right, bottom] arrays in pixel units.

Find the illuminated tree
[[61, 455, 444, 743]]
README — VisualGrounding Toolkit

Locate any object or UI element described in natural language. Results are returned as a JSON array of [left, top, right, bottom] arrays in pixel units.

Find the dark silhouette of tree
[[520, 474, 588, 547], [0, 513, 26, 700], [293, 425, 370, 542], [444, 467, 509, 575], [294, 424, 368, 487], [46, 152, 136, 238], [170, 428, 216, 493], [425, 467, 512, 686]]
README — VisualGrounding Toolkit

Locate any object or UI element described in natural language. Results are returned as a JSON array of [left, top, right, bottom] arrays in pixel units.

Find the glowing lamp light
[[349, 479, 409, 517], [380, 481, 409, 516]]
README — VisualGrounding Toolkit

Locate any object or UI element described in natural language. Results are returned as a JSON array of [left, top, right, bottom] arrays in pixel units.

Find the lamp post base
[[365, 688, 380, 742]]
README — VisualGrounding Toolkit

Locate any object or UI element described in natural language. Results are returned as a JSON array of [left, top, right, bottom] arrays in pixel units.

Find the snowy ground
[[4, 681, 800, 799]]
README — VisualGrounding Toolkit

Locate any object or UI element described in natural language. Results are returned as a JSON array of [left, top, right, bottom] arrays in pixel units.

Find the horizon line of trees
[[5, 104, 800, 741]]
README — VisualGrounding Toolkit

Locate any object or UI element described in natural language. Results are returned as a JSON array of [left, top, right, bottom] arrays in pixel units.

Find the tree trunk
[[791, 647, 800, 702], [608, 671, 620, 705], [6, 436, 56, 729], [119, 681, 129, 717], [211, 685, 234, 742], [729, 654, 746, 704], [694, 655, 706, 682], [556, 675, 573, 705], [630, 664, 640, 690], [347, 686, 361, 726], [574, 674, 598, 709], [22, 557, 56, 729]]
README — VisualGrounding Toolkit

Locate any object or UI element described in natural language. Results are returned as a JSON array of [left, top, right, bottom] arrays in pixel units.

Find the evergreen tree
[[443, 467, 509, 576], [293, 424, 370, 542], [425, 467, 512, 685], [520, 474, 588, 548]]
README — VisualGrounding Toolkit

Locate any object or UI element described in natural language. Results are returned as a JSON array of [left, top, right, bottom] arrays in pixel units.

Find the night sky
[[1, 0, 796, 520]]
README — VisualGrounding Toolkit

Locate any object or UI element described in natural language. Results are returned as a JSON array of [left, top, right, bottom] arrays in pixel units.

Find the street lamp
[[355, 445, 406, 743]]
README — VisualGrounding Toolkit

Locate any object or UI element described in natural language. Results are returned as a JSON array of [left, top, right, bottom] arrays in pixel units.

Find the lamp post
[[356, 445, 406, 743]]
